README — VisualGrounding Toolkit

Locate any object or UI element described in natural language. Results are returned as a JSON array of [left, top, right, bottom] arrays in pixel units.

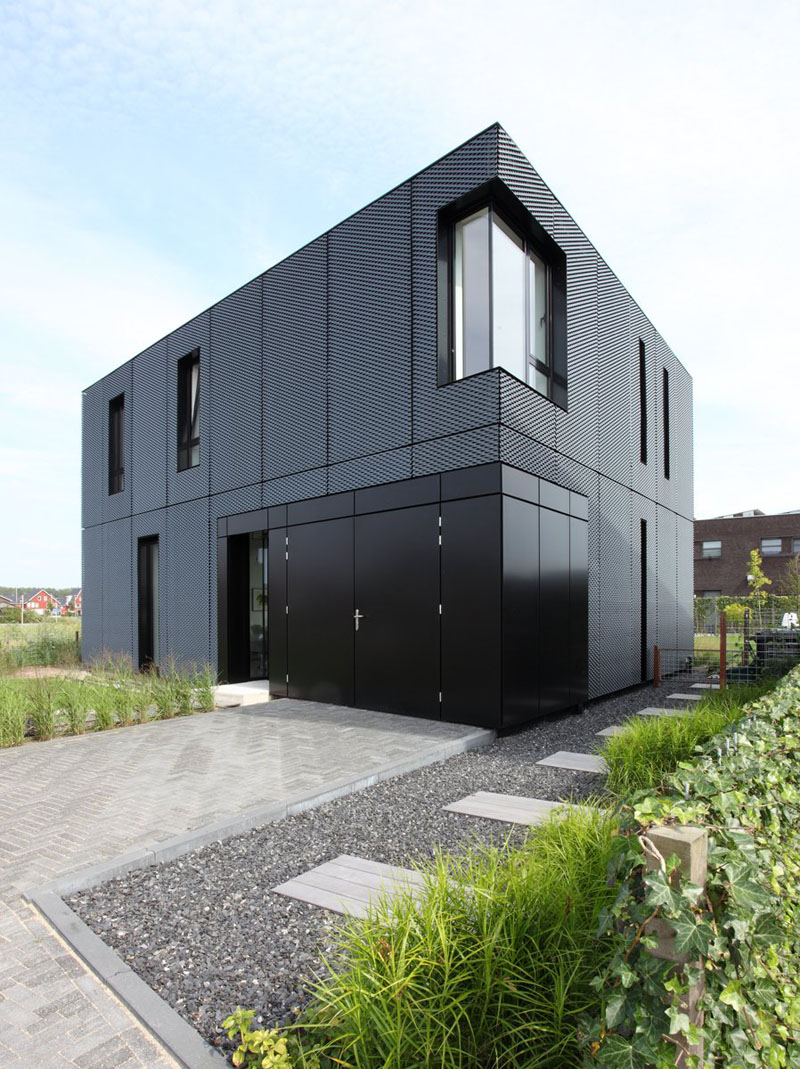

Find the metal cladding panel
[[538, 506, 571, 717], [676, 514, 694, 651], [499, 373, 556, 448], [166, 497, 211, 668], [263, 469, 327, 508], [102, 362, 133, 524], [499, 426, 558, 482], [656, 505, 678, 651], [629, 310, 658, 502], [82, 386, 104, 529], [167, 312, 211, 505], [263, 238, 327, 480], [597, 263, 632, 484], [327, 448, 412, 494], [412, 425, 500, 478], [502, 495, 540, 727], [552, 212, 599, 470], [669, 362, 693, 522], [595, 478, 635, 696], [497, 127, 555, 233], [131, 340, 167, 514], [132, 509, 167, 671], [102, 517, 132, 658], [328, 184, 412, 463], [584, 469, 602, 700], [210, 279, 262, 494], [411, 129, 499, 443], [652, 332, 677, 516], [81, 524, 103, 662]]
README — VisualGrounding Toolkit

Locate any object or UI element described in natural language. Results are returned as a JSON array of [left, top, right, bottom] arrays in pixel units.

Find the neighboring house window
[[761, 537, 782, 556], [662, 368, 670, 480], [701, 540, 721, 558], [701, 590, 721, 597], [451, 205, 554, 398], [793, 538, 800, 555], [108, 393, 125, 494], [177, 350, 200, 471]]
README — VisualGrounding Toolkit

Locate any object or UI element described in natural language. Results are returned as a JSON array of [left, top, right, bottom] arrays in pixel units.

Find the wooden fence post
[[643, 825, 708, 1068], [719, 611, 727, 690], [653, 644, 661, 688]]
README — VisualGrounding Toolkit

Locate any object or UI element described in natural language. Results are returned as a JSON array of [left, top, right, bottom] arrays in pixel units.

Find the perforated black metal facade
[[82, 124, 693, 698]]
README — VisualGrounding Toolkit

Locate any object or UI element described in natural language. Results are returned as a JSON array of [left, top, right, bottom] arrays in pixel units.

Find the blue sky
[[1, 0, 798, 585]]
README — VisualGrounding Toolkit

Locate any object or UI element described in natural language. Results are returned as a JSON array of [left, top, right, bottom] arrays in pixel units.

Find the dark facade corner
[[694, 510, 800, 597], [81, 125, 694, 730]]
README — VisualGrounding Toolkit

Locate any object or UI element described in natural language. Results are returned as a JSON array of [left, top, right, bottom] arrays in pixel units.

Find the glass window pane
[[190, 361, 200, 439], [761, 538, 782, 556], [528, 365, 549, 396], [491, 215, 526, 381], [528, 249, 548, 367], [701, 540, 721, 558], [454, 208, 490, 378]]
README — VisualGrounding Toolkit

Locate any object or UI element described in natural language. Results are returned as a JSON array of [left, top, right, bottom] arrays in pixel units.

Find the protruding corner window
[[451, 205, 556, 399], [108, 393, 125, 495], [177, 350, 200, 471]]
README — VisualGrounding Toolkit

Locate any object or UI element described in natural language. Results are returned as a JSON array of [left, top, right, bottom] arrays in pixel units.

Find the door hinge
[[285, 605, 288, 615], [438, 691, 442, 703], [439, 603, 442, 615], [286, 673, 289, 684]]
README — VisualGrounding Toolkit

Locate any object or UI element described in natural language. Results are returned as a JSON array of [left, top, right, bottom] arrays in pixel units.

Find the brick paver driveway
[[0, 701, 477, 1067]]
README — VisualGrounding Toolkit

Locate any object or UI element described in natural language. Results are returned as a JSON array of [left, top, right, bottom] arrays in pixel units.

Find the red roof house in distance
[[23, 590, 59, 615], [62, 589, 83, 615]]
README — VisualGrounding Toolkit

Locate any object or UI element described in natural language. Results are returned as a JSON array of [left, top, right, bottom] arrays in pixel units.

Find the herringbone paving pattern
[[0, 701, 472, 1067]]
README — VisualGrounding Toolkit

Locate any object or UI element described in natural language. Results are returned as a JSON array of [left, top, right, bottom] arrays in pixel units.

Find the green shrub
[[586, 666, 800, 1066], [26, 675, 62, 740], [301, 804, 617, 1068], [222, 1008, 306, 1068]]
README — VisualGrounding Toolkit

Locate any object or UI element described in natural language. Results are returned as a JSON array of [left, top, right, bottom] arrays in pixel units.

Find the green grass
[[0, 664, 217, 748], [301, 805, 618, 1069], [0, 620, 81, 671], [600, 681, 775, 796]]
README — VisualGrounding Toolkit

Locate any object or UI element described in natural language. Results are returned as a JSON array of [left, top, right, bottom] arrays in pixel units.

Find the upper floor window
[[108, 393, 124, 495], [451, 205, 554, 397], [662, 368, 671, 480], [638, 339, 647, 465], [701, 540, 721, 558], [761, 537, 782, 556], [177, 350, 200, 471], [793, 538, 800, 555]]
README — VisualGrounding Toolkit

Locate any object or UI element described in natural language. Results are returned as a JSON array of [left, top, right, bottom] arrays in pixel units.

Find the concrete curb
[[24, 721, 494, 1067]]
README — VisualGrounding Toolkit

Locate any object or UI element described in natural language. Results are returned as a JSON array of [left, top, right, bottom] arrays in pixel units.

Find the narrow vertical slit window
[[640, 519, 648, 681], [662, 368, 670, 480], [177, 350, 200, 471], [137, 536, 159, 670], [108, 393, 125, 495], [639, 339, 647, 464]]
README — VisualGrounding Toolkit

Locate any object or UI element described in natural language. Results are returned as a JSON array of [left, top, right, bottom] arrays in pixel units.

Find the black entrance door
[[354, 504, 440, 718], [287, 516, 354, 704]]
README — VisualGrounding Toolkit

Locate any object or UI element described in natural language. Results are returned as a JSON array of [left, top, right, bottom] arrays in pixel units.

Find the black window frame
[[638, 339, 647, 464], [662, 367, 671, 480], [177, 349, 200, 472], [108, 393, 125, 495], [437, 178, 568, 409]]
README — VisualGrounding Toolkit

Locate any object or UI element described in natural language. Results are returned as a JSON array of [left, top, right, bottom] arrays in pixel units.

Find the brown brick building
[[694, 510, 800, 596]]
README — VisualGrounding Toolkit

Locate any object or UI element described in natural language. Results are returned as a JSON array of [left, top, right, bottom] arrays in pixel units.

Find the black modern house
[[81, 125, 693, 730]]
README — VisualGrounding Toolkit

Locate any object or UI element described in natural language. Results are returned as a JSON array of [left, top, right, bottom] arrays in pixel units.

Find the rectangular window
[[108, 393, 124, 495], [452, 205, 554, 398], [177, 350, 200, 471], [793, 538, 800, 555], [701, 540, 721, 558], [639, 339, 647, 464], [137, 536, 159, 670], [640, 519, 647, 682], [701, 590, 721, 598], [662, 368, 670, 480], [761, 537, 782, 556]]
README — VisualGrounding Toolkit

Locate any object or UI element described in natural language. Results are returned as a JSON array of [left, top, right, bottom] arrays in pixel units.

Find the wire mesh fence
[[657, 608, 800, 687]]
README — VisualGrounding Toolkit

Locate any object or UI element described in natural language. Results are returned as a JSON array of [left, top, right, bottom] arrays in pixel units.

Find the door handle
[[354, 609, 365, 632]]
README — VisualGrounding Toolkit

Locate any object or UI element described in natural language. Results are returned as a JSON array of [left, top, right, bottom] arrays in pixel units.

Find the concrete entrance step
[[273, 854, 424, 918], [213, 680, 271, 708], [596, 724, 624, 737], [444, 791, 575, 825]]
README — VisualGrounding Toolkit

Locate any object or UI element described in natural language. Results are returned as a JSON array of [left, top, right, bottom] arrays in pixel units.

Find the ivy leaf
[[605, 991, 628, 1030]]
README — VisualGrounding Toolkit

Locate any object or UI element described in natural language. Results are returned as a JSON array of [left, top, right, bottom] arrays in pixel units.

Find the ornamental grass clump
[[89, 684, 116, 731], [61, 682, 90, 735], [0, 680, 27, 746], [601, 681, 774, 796], [26, 674, 62, 740], [301, 804, 617, 1069]]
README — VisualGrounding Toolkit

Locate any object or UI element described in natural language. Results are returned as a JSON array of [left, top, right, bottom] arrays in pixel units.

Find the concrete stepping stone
[[667, 693, 702, 701], [637, 706, 689, 718], [272, 854, 424, 918], [596, 724, 624, 737], [444, 791, 571, 825], [536, 751, 607, 774], [691, 683, 720, 689]]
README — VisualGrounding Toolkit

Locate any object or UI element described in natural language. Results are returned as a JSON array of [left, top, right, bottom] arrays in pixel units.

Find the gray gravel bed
[[68, 680, 691, 1052]]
